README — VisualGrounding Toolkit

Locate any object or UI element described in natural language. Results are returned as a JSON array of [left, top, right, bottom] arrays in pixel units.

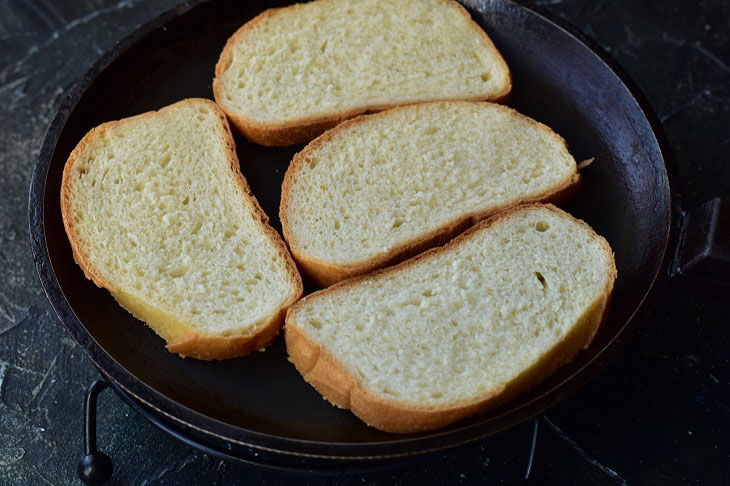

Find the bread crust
[[60, 98, 303, 360], [285, 203, 616, 433], [280, 101, 581, 287], [212, 0, 512, 146]]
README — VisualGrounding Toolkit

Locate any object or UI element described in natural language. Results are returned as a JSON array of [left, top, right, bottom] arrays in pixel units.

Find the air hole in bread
[[169, 265, 188, 278], [535, 271, 547, 289], [535, 221, 549, 232]]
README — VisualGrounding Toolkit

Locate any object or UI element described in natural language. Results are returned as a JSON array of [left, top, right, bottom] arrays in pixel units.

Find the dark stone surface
[[1, 0, 728, 484]]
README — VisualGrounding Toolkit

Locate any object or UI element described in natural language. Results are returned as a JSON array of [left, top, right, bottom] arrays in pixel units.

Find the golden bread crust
[[60, 98, 303, 360], [285, 204, 616, 433], [279, 102, 580, 287], [212, 0, 512, 146]]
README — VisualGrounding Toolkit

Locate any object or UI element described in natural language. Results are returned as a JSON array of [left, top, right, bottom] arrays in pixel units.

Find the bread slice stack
[[213, 0, 511, 145], [286, 204, 616, 433], [281, 101, 580, 286], [61, 99, 302, 360]]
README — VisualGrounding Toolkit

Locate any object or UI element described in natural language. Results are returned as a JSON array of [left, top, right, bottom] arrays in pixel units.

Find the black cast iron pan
[[29, 0, 730, 474]]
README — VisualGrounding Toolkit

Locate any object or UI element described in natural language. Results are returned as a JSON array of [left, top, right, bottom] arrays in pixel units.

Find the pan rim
[[28, 0, 680, 459]]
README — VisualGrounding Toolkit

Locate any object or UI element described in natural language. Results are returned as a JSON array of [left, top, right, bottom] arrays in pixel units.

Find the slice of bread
[[213, 0, 511, 146], [286, 204, 616, 433], [281, 101, 580, 287], [61, 99, 302, 360]]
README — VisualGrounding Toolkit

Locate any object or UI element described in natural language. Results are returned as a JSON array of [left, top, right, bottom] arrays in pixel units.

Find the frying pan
[[28, 0, 730, 475]]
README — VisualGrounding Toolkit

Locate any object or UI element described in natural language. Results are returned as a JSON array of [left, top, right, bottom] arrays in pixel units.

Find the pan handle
[[671, 197, 730, 297]]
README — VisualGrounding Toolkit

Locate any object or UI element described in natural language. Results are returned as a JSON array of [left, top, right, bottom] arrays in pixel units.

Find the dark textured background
[[1, 0, 729, 484]]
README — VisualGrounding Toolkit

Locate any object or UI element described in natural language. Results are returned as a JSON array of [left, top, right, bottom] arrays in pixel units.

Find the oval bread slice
[[286, 204, 616, 433], [213, 0, 511, 146], [61, 99, 303, 360], [281, 101, 580, 287]]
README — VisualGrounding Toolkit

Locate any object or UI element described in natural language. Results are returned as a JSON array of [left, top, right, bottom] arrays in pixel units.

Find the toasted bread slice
[[281, 101, 580, 287], [213, 0, 511, 146], [61, 99, 302, 360], [286, 204, 616, 433]]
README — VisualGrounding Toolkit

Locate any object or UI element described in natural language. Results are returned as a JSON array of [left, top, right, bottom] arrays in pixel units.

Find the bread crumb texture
[[290, 206, 614, 408], [284, 102, 576, 266], [216, 0, 510, 123], [63, 100, 299, 346]]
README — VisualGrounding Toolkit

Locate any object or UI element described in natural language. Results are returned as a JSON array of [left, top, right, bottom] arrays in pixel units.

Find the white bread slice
[[213, 0, 511, 146], [281, 101, 580, 287], [61, 99, 303, 360], [286, 204, 616, 433]]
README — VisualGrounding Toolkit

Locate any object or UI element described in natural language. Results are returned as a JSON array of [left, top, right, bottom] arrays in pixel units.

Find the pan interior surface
[[38, 0, 671, 450]]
